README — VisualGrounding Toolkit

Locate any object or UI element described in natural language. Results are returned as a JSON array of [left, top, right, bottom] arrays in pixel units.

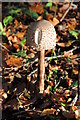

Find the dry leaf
[[16, 32, 25, 39], [27, 76, 31, 82], [73, 69, 78, 75], [42, 108, 55, 116], [12, 36, 20, 44], [6, 56, 22, 66], [51, 17, 59, 26], [67, 18, 77, 30], [72, 60, 78, 65], [28, 53, 35, 58], [30, 4, 44, 14], [46, 13, 53, 21], [57, 41, 72, 47], [45, 85, 51, 94], [2, 93, 7, 99]]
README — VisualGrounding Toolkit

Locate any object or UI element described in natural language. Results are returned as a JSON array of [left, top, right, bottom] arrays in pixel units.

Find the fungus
[[26, 20, 56, 93]]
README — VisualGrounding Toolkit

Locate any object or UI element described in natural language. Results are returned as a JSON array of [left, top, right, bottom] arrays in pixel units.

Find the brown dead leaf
[[57, 41, 72, 47], [14, 19, 18, 25], [37, 15, 43, 21], [13, 44, 20, 50], [46, 12, 53, 21], [71, 54, 78, 59], [64, 51, 71, 57], [73, 69, 78, 75], [30, 4, 44, 14], [66, 76, 73, 86], [6, 56, 22, 67], [12, 36, 20, 44], [16, 32, 25, 39], [72, 60, 78, 65], [8, 36, 13, 41], [2, 92, 8, 99], [42, 108, 55, 116], [49, 17, 59, 26], [27, 76, 31, 82], [45, 85, 51, 94], [28, 53, 35, 58], [67, 18, 77, 30]]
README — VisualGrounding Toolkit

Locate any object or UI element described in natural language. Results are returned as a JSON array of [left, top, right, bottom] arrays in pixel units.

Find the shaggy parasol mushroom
[[26, 20, 56, 93]]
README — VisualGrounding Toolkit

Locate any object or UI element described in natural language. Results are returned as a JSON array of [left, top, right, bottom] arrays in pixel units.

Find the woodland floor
[[0, 1, 80, 120]]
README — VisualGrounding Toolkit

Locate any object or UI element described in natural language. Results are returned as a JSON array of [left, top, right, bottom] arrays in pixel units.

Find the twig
[[28, 68, 38, 76], [0, 43, 10, 52], [45, 46, 79, 62], [60, 0, 73, 22]]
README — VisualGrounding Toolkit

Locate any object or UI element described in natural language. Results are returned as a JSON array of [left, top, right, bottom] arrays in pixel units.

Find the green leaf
[[0, 22, 6, 36], [25, 9, 39, 19], [45, 2, 52, 8], [67, 58, 72, 63], [0, 31, 2, 36], [9, 8, 21, 15], [60, 102, 67, 107], [71, 81, 78, 88], [31, 12, 39, 19], [3, 16, 13, 27], [69, 30, 79, 39], [2, 31, 6, 36], [18, 50, 27, 57], [25, 92, 31, 99], [20, 39, 26, 47], [24, 9, 32, 16], [0, 22, 3, 31]]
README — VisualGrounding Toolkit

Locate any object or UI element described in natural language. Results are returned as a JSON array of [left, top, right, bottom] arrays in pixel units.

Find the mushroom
[[26, 20, 56, 93]]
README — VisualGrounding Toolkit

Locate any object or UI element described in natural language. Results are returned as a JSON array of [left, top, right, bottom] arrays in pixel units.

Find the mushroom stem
[[39, 49, 45, 93]]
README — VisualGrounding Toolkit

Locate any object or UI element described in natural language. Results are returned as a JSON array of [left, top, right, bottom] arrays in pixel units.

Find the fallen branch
[[60, 0, 73, 22]]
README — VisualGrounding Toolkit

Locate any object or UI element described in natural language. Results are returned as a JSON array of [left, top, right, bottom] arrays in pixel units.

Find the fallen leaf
[[30, 4, 44, 14], [46, 12, 53, 21], [12, 36, 20, 44], [57, 41, 72, 47], [28, 53, 35, 58], [16, 31, 25, 39], [50, 17, 59, 26], [6, 56, 22, 66], [67, 18, 77, 30], [42, 108, 55, 116], [45, 85, 51, 94], [2, 92, 7, 99], [72, 60, 78, 65], [73, 69, 78, 75]]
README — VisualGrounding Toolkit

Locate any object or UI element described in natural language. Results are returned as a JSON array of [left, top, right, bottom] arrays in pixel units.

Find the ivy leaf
[[3, 16, 13, 27], [31, 12, 39, 19], [69, 30, 79, 39], [25, 9, 39, 19]]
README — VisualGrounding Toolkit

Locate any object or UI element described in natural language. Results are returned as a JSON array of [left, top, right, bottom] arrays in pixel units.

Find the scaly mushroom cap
[[26, 20, 56, 51]]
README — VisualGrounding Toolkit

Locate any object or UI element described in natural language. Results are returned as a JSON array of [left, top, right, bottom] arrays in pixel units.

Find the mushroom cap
[[26, 20, 56, 51]]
